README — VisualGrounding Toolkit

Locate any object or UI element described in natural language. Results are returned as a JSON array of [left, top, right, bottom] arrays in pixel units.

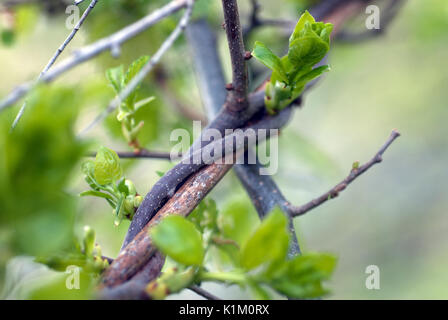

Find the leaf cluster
[[252, 11, 333, 114], [106, 56, 155, 150], [81, 146, 143, 226], [148, 201, 336, 300]]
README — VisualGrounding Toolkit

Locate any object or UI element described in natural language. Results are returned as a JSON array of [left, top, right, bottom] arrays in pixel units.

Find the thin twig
[[42, 0, 98, 78], [0, 0, 190, 112], [288, 130, 401, 217], [88, 149, 173, 160], [78, 0, 195, 136], [242, 0, 295, 37], [189, 285, 222, 300], [11, 0, 99, 129], [221, 0, 249, 113]]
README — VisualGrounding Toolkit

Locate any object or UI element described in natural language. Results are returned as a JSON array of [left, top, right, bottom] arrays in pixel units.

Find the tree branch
[[120, 93, 281, 249], [221, 0, 249, 113], [98, 252, 164, 300], [288, 130, 401, 217], [0, 0, 191, 112], [188, 285, 222, 300], [100, 0, 401, 296], [88, 149, 173, 160], [100, 161, 235, 288], [79, 0, 195, 135], [187, 20, 300, 256], [11, 0, 99, 129]]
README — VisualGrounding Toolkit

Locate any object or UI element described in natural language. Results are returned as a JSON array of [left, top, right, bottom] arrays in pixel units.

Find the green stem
[[198, 270, 247, 285]]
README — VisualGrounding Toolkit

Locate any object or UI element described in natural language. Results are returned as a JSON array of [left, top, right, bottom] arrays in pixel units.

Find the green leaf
[[287, 11, 332, 70], [289, 10, 316, 43], [288, 34, 329, 69], [189, 198, 219, 233], [117, 178, 127, 194], [252, 41, 288, 83], [240, 207, 290, 270], [217, 200, 259, 247], [295, 65, 330, 85], [124, 55, 150, 107], [81, 160, 95, 177], [269, 253, 337, 299], [248, 280, 272, 300], [81, 160, 101, 190], [134, 96, 156, 112], [151, 215, 204, 266], [35, 252, 87, 272], [0, 86, 88, 256], [147, 267, 196, 300], [93, 146, 123, 185], [106, 65, 124, 94], [124, 55, 150, 85]]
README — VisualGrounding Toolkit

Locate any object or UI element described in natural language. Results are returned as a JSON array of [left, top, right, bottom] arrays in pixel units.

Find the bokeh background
[[0, 0, 447, 299]]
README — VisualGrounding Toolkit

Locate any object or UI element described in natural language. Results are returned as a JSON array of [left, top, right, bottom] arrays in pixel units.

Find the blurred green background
[[0, 0, 447, 299]]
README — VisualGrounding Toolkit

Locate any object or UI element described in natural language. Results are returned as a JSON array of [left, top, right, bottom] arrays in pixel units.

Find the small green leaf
[[248, 280, 272, 300], [288, 34, 329, 69], [240, 207, 290, 270], [124, 55, 150, 85], [81, 160, 95, 177], [151, 215, 204, 266], [79, 190, 115, 202], [147, 267, 196, 300], [252, 41, 288, 83], [35, 252, 87, 272], [189, 198, 219, 233], [217, 200, 259, 247], [134, 96, 156, 112], [117, 178, 127, 194], [94, 146, 123, 185], [289, 10, 316, 43], [117, 110, 130, 122], [124, 55, 150, 107], [106, 66, 124, 93], [125, 179, 137, 196], [81, 160, 101, 190], [269, 253, 337, 299], [295, 65, 330, 85]]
